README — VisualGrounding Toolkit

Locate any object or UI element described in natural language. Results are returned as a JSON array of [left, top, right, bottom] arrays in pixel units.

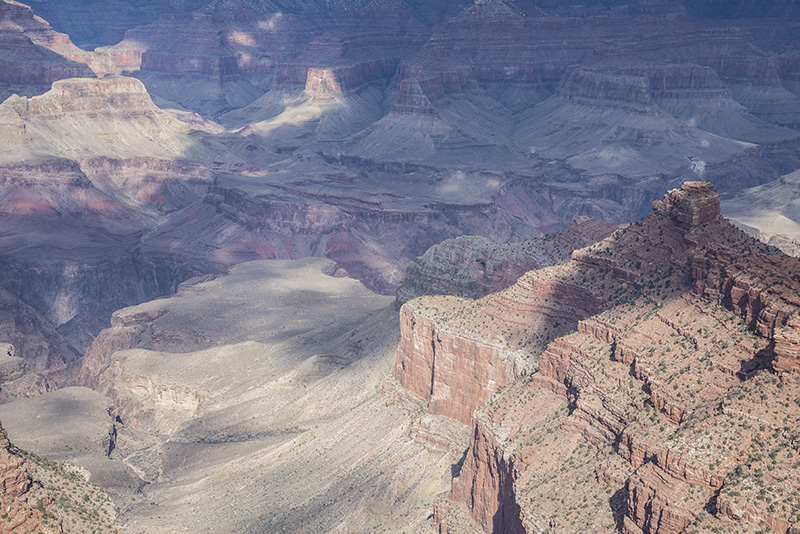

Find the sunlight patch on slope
[[727, 212, 800, 241], [243, 94, 348, 136]]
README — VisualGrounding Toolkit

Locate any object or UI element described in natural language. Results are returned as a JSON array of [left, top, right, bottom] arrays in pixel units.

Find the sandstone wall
[[394, 301, 526, 425]]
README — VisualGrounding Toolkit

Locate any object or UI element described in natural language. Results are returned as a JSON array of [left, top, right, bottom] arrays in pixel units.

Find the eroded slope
[[62, 258, 466, 533]]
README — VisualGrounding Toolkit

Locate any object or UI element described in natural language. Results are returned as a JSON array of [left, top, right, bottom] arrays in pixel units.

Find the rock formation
[[0, 76, 197, 164], [396, 181, 800, 534], [0, 419, 119, 533], [0, 0, 103, 101], [0, 76, 224, 384], [0, 2, 799, 531], [1, 0, 798, 388], [396, 216, 617, 305], [652, 180, 721, 229]]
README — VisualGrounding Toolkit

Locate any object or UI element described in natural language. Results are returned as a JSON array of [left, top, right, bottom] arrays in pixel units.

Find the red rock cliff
[[396, 181, 800, 534]]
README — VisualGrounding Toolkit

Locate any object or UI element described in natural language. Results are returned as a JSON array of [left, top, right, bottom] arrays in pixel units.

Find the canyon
[[0, 0, 800, 533], [6, 178, 798, 534]]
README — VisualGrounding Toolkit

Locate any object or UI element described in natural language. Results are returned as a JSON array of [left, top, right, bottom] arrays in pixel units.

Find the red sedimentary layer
[[396, 181, 800, 534], [395, 269, 600, 425], [0, 423, 44, 533], [691, 245, 800, 376], [394, 301, 526, 425]]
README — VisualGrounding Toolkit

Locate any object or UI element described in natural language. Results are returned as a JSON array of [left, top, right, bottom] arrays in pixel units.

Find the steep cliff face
[[641, 64, 798, 144], [397, 182, 800, 534], [0, 421, 42, 533], [450, 416, 526, 534], [691, 245, 800, 375], [394, 300, 528, 425], [98, 0, 424, 116], [395, 265, 602, 424], [0, 256, 193, 357]]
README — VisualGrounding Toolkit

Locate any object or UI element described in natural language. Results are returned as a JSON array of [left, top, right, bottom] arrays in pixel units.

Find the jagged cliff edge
[[395, 181, 800, 534]]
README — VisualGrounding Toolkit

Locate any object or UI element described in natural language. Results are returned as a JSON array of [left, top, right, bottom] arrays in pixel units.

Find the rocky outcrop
[[394, 181, 800, 534], [0, 422, 32, 498], [396, 234, 541, 304], [0, 76, 195, 164], [652, 181, 721, 229], [394, 299, 527, 424], [451, 418, 525, 534], [3, 75, 161, 116], [297, 59, 399, 101], [0, 421, 45, 534], [396, 216, 616, 305], [691, 243, 800, 375], [0, 0, 100, 100], [395, 264, 602, 424], [0, 419, 120, 533], [0, 76, 217, 373]]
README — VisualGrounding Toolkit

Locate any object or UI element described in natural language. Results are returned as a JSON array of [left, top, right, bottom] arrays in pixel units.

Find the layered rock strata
[[397, 181, 800, 534], [0, 76, 218, 375], [0, 0, 104, 100], [0, 76, 196, 163]]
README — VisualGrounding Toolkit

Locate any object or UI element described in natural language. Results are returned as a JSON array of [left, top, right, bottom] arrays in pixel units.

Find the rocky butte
[[396, 181, 800, 534]]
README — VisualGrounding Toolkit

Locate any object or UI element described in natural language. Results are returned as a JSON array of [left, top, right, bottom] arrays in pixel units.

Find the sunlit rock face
[[397, 182, 800, 534]]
